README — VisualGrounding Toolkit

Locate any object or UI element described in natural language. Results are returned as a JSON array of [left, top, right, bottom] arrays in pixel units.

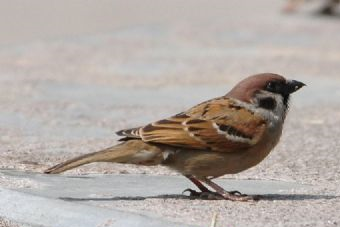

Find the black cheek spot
[[259, 97, 276, 110]]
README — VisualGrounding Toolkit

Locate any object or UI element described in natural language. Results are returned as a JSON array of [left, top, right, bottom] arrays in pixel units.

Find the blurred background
[[0, 0, 339, 178]]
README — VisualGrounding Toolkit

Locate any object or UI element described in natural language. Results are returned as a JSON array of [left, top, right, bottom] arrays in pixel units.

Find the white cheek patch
[[255, 91, 285, 123], [232, 92, 286, 128]]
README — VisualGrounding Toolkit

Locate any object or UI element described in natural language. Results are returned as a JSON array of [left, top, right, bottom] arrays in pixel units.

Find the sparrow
[[45, 73, 305, 201]]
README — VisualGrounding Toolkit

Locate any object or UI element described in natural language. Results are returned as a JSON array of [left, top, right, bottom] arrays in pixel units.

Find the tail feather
[[45, 146, 120, 174], [44, 140, 163, 174], [45, 149, 103, 174]]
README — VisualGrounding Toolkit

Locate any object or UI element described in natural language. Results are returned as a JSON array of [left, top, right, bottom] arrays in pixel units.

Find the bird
[[45, 73, 305, 201]]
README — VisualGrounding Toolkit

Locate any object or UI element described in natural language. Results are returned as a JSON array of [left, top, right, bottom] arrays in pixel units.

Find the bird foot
[[183, 188, 223, 200], [221, 192, 260, 201], [183, 188, 260, 201]]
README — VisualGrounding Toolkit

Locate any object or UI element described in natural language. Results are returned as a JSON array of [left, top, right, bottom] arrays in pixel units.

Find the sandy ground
[[0, 218, 19, 227], [1, 0, 340, 226]]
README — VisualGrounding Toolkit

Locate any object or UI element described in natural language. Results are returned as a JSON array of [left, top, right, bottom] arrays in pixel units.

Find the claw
[[226, 191, 261, 201], [182, 188, 260, 201], [222, 193, 260, 201], [182, 188, 201, 197], [182, 189, 224, 200], [199, 191, 224, 200], [228, 190, 242, 196]]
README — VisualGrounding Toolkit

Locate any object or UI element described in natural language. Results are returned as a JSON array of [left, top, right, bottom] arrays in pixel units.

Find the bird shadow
[[259, 194, 338, 201], [60, 193, 338, 202]]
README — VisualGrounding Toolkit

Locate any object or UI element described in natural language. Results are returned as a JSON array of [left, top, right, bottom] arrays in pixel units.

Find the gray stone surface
[[0, 187, 194, 227], [1, 0, 340, 227], [1, 170, 311, 199], [0, 169, 313, 227]]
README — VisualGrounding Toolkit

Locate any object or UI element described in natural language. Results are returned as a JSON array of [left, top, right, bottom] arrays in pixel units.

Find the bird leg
[[202, 178, 259, 201], [185, 175, 210, 192], [183, 176, 255, 200], [183, 175, 223, 199]]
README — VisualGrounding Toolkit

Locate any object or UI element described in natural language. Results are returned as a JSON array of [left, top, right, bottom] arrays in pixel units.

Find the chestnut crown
[[227, 73, 305, 103]]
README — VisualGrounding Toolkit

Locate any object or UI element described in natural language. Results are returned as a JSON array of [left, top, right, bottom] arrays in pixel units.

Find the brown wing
[[116, 97, 266, 152]]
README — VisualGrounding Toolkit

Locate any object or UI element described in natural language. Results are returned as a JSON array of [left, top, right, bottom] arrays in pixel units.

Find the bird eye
[[266, 82, 275, 90]]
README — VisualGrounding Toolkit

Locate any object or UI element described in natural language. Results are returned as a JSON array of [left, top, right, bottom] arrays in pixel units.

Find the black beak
[[285, 80, 306, 94]]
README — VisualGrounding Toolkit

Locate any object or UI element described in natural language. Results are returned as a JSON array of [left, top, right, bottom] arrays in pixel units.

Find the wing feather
[[116, 97, 266, 152]]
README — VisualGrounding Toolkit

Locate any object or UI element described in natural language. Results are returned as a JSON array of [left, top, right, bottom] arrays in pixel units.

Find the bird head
[[227, 73, 305, 118]]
